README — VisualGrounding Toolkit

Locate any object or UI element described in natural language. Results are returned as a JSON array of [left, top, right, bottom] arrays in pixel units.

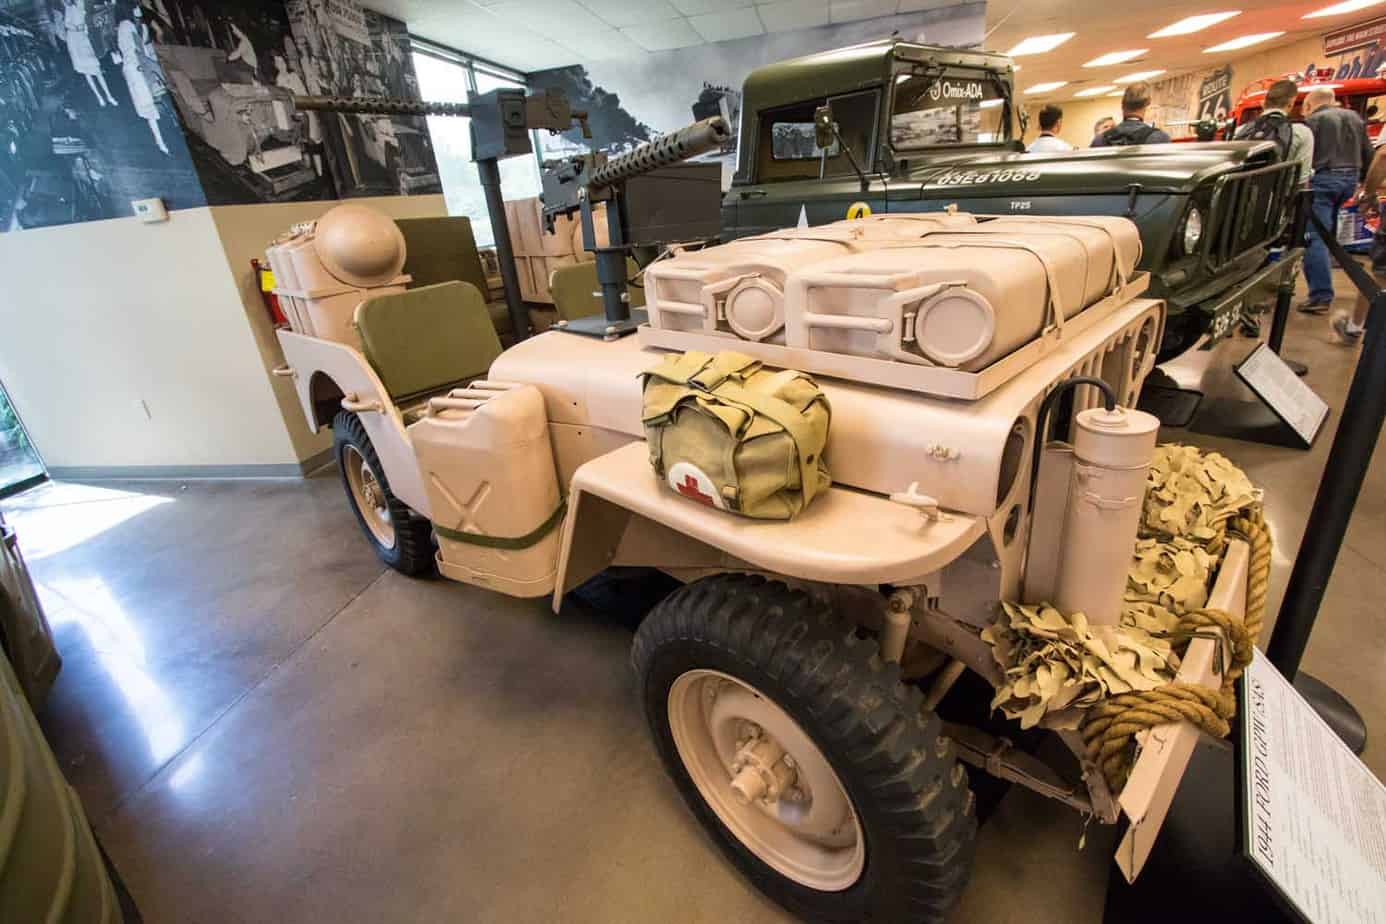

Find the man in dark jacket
[[1300, 86, 1376, 312], [1091, 83, 1171, 146]]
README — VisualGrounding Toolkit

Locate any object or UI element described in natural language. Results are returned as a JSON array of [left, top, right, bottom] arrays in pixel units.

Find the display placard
[[1239, 652, 1386, 923], [1235, 343, 1330, 448]]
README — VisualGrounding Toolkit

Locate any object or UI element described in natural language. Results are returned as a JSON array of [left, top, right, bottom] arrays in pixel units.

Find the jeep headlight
[[1182, 207, 1204, 254]]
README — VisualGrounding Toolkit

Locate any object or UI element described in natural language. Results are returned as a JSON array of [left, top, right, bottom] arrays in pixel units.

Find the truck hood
[[905, 141, 1278, 197]]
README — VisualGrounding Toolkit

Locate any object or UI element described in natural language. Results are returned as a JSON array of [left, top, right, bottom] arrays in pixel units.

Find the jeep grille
[[1200, 161, 1299, 273]]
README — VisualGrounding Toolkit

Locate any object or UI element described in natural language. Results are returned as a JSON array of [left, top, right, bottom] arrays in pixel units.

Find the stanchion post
[[1267, 189, 1311, 362], [1267, 288, 1386, 677]]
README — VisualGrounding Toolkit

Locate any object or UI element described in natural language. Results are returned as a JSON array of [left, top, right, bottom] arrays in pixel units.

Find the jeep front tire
[[632, 574, 976, 923]]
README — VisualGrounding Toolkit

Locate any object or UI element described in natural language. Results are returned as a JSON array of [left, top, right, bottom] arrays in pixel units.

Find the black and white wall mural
[[0, 0, 443, 230], [284, 0, 440, 198], [0, 0, 204, 231], [528, 2, 985, 187]]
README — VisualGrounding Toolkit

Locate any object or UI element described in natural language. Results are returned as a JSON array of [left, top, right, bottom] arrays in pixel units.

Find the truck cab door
[[722, 88, 887, 239]]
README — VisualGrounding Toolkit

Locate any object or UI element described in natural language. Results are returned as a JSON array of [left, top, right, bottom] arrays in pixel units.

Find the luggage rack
[[638, 273, 1151, 401]]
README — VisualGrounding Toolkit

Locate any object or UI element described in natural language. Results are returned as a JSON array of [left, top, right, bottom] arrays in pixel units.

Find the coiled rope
[[1080, 508, 1273, 791]]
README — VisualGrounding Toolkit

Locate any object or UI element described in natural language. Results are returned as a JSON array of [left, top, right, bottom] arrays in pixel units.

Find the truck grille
[[1052, 304, 1163, 438], [1200, 161, 1299, 273]]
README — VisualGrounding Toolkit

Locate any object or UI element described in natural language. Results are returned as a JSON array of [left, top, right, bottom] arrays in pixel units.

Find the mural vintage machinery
[[265, 86, 1271, 921]]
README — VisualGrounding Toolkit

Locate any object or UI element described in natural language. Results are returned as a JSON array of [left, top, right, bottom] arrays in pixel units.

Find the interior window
[[891, 72, 1005, 148], [754, 89, 879, 183]]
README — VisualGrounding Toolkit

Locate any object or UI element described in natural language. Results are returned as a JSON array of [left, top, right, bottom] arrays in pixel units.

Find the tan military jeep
[[268, 204, 1257, 923]]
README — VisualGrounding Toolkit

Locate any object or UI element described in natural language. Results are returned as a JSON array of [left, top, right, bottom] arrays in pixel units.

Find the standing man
[[1333, 141, 1386, 342], [1091, 83, 1171, 146], [1300, 86, 1375, 313], [1028, 104, 1073, 152], [1091, 116, 1116, 143], [1234, 79, 1314, 187]]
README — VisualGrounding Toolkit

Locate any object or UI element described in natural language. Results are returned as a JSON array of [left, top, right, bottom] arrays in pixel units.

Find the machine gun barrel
[[590, 116, 730, 189], [292, 95, 474, 118]]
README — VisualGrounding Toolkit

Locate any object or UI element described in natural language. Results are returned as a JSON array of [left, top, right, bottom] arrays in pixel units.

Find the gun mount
[[539, 116, 731, 339]]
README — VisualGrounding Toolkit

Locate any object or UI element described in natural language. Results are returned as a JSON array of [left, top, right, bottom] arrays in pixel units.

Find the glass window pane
[[0, 381, 43, 495], [412, 53, 541, 249]]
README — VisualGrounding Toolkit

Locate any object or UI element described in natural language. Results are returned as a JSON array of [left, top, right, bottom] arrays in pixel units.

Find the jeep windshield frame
[[888, 63, 1016, 153]]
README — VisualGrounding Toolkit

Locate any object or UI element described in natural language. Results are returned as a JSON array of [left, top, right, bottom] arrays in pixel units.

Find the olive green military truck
[[722, 40, 1302, 359]]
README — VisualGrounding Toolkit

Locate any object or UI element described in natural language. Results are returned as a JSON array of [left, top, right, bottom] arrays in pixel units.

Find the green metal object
[[1, 642, 121, 924], [721, 39, 1303, 359]]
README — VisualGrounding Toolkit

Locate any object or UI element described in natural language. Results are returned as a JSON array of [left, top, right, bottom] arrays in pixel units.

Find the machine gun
[[293, 89, 590, 342], [539, 116, 731, 338], [294, 92, 728, 341]]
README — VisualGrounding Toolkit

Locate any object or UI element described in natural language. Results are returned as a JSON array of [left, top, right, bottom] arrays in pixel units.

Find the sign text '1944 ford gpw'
[[722, 39, 1304, 360], [267, 174, 1273, 922]]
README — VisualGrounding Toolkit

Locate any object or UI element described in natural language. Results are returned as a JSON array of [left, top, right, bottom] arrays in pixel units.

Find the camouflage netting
[[982, 445, 1261, 732], [1126, 536, 1217, 615], [980, 603, 1180, 730], [1140, 444, 1260, 544]]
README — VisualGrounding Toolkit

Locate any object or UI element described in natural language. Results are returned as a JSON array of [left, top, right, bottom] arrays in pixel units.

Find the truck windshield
[[891, 72, 1006, 148]]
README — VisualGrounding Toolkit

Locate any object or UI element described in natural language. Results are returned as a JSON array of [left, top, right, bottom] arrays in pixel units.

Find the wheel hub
[[343, 445, 396, 548], [668, 669, 864, 891]]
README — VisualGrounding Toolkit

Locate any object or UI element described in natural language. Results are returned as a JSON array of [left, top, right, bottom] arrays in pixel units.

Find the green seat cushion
[[549, 258, 647, 322], [396, 216, 490, 295], [354, 281, 502, 401]]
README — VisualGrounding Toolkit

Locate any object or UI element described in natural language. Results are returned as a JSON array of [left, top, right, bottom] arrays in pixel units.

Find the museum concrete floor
[[6, 274, 1385, 924]]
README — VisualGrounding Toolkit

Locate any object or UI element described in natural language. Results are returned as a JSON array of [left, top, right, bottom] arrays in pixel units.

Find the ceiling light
[[1075, 85, 1118, 97], [1204, 32, 1284, 53], [980, 99, 1005, 108], [1149, 12, 1241, 38], [1115, 69, 1166, 83], [1007, 33, 1076, 57], [1024, 81, 1069, 94], [1304, 0, 1386, 18], [1084, 50, 1148, 67]]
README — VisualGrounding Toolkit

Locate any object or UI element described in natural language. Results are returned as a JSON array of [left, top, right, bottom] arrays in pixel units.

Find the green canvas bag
[[641, 350, 832, 520]]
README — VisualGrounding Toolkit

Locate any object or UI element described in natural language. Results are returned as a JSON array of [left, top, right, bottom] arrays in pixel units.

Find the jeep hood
[[906, 141, 1279, 197]]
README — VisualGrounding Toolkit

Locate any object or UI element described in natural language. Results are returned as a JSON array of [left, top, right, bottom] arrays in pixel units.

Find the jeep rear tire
[[632, 574, 976, 923], [333, 411, 433, 576]]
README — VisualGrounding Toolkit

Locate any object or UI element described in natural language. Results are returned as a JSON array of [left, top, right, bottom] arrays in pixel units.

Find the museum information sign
[[1236, 343, 1330, 447], [1240, 652, 1386, 923]]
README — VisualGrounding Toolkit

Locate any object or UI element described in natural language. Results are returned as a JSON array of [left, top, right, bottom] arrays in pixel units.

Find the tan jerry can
[[643, 214, 978, 342], [408, 383, 564, 597], [958, 216, 1143, 306], [784, 222, 1130, 371]]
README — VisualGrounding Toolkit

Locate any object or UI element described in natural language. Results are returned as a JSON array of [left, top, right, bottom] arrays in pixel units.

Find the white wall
[[0, 193, 448, 475], [0, 208, 299, 473]]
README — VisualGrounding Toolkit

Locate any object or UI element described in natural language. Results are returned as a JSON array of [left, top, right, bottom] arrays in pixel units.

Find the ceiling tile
[[405, 8, 581, 70], [485, 0, 612, 41], [581, 0, 684, 27], [897, 0, 958, 11], [689, 6, 765, 42], [669, 0, 750, 14], [555, 26, 648, 59], [830, 0, 897, 23], [756, 0, 829, 33], [621, 18, 706, 50]]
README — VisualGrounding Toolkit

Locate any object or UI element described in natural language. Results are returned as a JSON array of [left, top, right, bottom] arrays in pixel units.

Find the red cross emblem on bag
[[667, 462, 725, 510]]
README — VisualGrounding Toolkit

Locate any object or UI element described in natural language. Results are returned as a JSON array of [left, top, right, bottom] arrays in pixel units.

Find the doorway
[[0, 380, 44, 497]]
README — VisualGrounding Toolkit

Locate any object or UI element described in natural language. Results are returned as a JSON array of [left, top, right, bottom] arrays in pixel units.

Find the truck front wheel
[[333, 411, 433, 576], [632, 574, 976, 923]]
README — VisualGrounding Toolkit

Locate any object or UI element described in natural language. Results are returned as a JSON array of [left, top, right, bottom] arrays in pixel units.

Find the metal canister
[[1053, 406, 1160, 626]]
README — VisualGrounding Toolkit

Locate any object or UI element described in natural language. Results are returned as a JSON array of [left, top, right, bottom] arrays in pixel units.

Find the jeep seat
[[549, 258, 646, 323], [353, 281, 502, 421]]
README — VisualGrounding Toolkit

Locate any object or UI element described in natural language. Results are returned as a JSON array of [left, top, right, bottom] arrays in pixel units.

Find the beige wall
[[0, 194, 446, 475], [208, 194, 446, 464]]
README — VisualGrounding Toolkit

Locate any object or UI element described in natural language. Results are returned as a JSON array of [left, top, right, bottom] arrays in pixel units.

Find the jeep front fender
[[553, 442, 986, 612]]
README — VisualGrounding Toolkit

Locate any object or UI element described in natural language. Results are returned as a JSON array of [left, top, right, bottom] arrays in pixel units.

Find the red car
[[1202, 68, 1386, 142]]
